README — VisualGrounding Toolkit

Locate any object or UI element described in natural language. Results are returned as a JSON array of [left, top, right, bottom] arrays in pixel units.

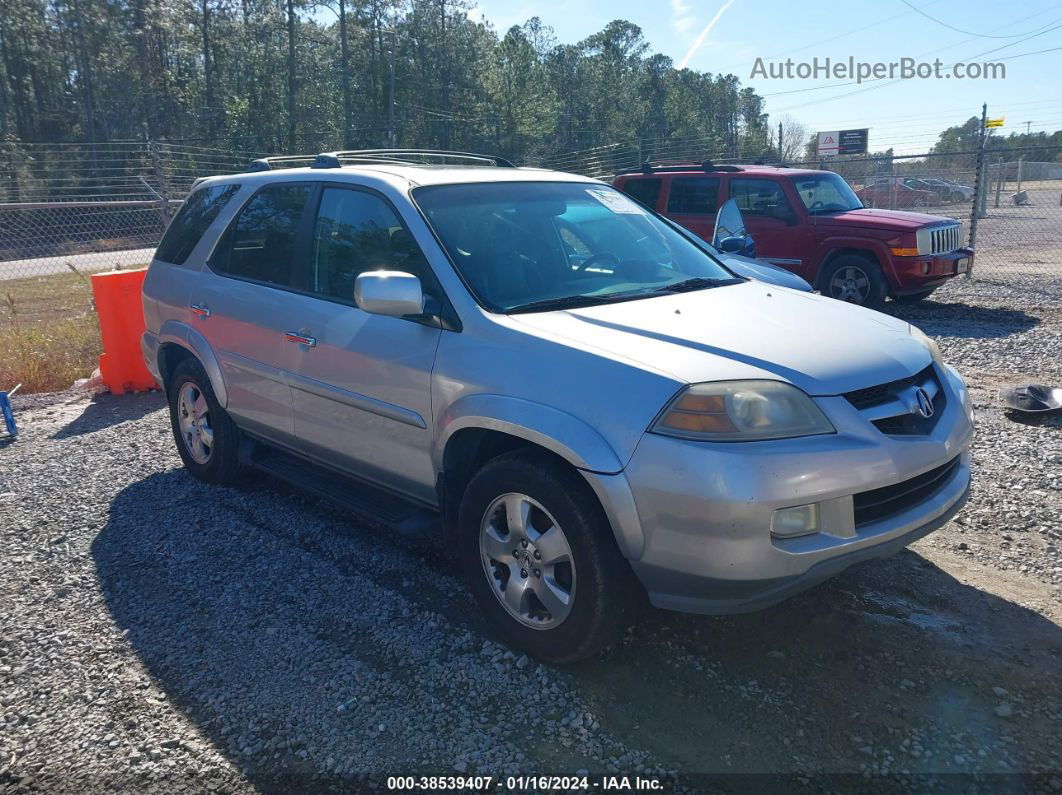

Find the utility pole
[[1024, 120, 1032, 135]]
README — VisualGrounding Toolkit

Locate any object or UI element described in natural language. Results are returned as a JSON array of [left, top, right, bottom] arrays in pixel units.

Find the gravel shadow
[[92, 469, 1062, 783], [52, 391, 164, 439], [889, 300, 1040, 339]]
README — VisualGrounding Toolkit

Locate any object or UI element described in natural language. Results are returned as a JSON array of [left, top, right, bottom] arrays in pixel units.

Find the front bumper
[[588, 364, 974, 615], [891, 248, 973, 293]]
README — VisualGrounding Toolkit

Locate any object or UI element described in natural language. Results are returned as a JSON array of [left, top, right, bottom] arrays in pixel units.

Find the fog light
[[771, 504, 820, 538]]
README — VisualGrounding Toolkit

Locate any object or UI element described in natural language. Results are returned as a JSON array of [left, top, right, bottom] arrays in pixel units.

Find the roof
[[197, 163, 601, 191], [617, 164, 827, 179]]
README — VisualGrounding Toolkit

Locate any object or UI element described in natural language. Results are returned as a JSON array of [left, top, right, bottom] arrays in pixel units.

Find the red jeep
[[613, 163, 973, 308]]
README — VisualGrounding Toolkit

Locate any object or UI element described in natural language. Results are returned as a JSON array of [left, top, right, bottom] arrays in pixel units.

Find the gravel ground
[[1, 276, 1061, 793]]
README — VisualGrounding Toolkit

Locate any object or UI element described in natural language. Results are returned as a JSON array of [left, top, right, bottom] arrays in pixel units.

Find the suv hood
[[511, 282, 930, 395], [820, 207, 954, 231]]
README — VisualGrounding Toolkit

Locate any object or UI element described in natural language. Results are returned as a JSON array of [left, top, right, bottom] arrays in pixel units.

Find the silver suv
[[142, 150, 974, 663]]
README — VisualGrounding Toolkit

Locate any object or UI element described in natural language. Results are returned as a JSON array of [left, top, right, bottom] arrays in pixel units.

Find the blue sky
[[467, 0, 1062, 154]]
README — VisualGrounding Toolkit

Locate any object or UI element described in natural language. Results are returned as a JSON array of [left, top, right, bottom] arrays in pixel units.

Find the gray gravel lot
[[1, 275, 1061, 793]]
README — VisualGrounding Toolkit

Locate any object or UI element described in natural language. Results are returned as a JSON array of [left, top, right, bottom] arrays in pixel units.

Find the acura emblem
[[914, 387, 934, 418]]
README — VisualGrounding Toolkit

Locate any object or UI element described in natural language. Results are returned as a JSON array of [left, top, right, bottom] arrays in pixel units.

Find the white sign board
[[817, 131, 840, 157]]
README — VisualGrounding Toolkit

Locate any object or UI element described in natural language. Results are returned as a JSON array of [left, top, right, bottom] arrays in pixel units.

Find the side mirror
[[718, 236, 745, 253], [354, 271, 425, 317], [718, 234, 756, 258]]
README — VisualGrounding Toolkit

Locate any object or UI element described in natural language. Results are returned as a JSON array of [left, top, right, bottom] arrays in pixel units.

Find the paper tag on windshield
[[586, 188, 644, 215]]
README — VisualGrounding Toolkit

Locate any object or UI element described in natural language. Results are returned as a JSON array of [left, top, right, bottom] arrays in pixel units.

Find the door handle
[[285, 331, 316, 347], [190, 303, 211, 318]]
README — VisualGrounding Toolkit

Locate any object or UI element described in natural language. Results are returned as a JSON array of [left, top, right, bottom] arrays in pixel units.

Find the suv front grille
[[926, 223, 961, 255], [842, 365, 945, 436], [853, 456, 960, 527]]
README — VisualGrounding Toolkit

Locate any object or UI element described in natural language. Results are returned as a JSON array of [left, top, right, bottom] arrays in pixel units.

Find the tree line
[[0, 0, 775, 164]]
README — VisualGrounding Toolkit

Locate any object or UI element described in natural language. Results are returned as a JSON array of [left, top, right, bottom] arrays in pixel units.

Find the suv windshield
[[413, 182, 741, 313], [791, 173, 863, 215]]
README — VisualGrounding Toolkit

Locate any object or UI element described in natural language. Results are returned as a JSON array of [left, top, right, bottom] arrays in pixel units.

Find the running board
[[241, 438, 441, 536]]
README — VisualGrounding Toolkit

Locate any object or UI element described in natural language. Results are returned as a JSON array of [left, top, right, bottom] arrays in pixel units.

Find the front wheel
[[820, 255, 888, 309], [457, 449, 639, 663]]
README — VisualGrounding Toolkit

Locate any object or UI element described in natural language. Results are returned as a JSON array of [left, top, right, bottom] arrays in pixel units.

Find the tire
[[457, 448, 639, 663], [167, 357, 244, 484], [894, 288, 937, 303], [820, 254, 888, 309]]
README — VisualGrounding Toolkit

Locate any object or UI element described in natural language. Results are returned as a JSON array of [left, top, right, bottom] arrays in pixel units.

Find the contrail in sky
[[677, 0, 738, 70]]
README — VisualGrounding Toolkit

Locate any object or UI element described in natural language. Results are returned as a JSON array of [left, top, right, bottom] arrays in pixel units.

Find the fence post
[[967, 104, 988, 278], [149, 139, 172, 228], [994, 157, 1004, 208]]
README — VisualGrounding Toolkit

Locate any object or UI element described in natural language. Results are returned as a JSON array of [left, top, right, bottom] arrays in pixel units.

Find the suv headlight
[[651, 380, 835, 442], [909, 325, 943, 367]]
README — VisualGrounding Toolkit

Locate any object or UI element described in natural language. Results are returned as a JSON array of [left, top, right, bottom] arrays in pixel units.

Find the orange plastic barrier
[[91, 268, 157, 395]]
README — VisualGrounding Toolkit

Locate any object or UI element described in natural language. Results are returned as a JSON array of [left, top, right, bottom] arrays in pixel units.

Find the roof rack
[[247, 148, 516, 172], [615, 160, 746, 176]]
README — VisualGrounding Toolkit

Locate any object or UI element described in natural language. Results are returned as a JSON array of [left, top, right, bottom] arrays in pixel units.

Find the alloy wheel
[[177, 382, 214, 464], [829, 266, 871, 304], [479, 492, 576, 630]]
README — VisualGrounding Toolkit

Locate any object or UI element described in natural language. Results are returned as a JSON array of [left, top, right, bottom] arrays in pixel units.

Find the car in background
[[615, 162, 972, 307], [924, 178, 975, 202], [856, 179, 941, 209]]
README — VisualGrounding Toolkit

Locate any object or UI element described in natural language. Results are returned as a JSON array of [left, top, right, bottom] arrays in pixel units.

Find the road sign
[[817, 128, 869, 157], [985, 117, 1005, 128]]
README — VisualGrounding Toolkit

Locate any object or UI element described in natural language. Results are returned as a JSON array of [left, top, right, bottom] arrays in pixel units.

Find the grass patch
[[1, 270, 102, 394]]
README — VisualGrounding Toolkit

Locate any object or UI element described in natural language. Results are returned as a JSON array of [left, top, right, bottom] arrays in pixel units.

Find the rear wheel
[[457, 449, 639, 663], [820, 255, 888, 309], [167, 357, 244, 484]]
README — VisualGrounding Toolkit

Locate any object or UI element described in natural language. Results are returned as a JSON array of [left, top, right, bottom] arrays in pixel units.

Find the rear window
[[154, 183, 240, 265], [666, 177, 720, 215], [619, 178, 662, 209], [211, 183, 313, 288]]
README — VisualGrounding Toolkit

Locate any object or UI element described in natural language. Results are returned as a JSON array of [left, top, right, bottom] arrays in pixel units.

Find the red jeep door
[[661, 175, 721, 242], [725, 176, 814, 280]]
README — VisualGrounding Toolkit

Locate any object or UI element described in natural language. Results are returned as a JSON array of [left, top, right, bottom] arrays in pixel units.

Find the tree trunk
[[286, 0, 297, 153], [201, 0, 216, 138], [338, 0, 352, 148]]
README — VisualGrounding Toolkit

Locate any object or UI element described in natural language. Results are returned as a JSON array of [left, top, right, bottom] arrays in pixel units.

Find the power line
[[899, 0, 1062, 38]]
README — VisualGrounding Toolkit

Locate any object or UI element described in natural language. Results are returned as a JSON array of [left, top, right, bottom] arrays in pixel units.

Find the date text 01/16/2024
[[385, 775, 665, 791]]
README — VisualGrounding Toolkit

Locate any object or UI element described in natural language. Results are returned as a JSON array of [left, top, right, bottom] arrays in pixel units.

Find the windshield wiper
[[506, 293, 633, 314], [652, 276, 735, 294]]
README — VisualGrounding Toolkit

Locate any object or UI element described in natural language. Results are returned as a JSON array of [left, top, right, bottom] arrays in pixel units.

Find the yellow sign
[[985, 117, 1005, 128]]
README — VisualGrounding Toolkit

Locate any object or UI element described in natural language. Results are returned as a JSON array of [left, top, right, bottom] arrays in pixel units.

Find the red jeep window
[[728, 178, 792, 217], [620, 178, 662, 209], [667, 177, 720, 215]]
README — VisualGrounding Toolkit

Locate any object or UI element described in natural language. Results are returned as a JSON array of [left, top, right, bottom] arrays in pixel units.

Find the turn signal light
[[890, 247, 920, 257]]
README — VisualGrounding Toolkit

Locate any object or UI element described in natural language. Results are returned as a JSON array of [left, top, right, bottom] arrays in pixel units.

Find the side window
[[212, 183, 312, 287], [155, 183, 240, 265], [620, 178, 662, 209], [309, 187, 432, 303], [666, 177, 720, 215], [728, 178, 793, 217]]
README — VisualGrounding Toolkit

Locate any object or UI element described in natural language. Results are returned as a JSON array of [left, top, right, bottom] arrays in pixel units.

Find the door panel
[[288, 185, 443, 503], [727, 176, 813, 280], [286, 296, 440, 502], [188, 182, 315, 444], [190, 271, 298, 442]]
